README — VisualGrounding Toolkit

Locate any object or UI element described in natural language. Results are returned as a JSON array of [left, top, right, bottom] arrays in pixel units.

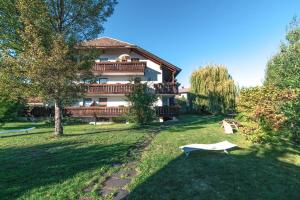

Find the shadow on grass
[[0, 140, 138, 200], [0, 130, 52, 138], [0, 122, 158, 139], [0, 122, 50, 130], [65, 127, 145, 137], [128, 115, 300, 199], [128, 142, 300, 200]]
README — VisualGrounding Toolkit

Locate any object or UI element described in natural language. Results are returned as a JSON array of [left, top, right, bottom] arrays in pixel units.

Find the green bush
[[0, 98, 24, 126], [176, 96, 188, 113], [237, 86, 294, 143], [126, 78, 157, 125], [281, 92, 300, 143], [45, 117, 85, 126], [112, 116, 127, 123]]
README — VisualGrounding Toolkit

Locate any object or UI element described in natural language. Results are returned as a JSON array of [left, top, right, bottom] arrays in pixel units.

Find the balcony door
[[83, 98, 93, 107]]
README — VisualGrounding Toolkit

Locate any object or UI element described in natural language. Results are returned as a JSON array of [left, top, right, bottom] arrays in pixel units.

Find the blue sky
[[102, 0, 300, 88]]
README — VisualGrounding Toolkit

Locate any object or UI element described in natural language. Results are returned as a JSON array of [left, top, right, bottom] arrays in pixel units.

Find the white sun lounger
[[0, 127, 35, 134], [179, 140, 237, 156]]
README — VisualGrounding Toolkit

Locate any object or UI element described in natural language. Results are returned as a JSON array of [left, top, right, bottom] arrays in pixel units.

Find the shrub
[[0, 98, 24, 126], [112, 116, 127, 123], [281, 92, 300, 143], [237, 86, 295, 143], [176, 96, 188, 113], [126, 78, 158, 125]]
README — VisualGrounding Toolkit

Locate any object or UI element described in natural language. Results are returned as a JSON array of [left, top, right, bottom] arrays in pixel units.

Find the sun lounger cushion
[[179, 140, 237, 156], [0, 127, 35, 134]]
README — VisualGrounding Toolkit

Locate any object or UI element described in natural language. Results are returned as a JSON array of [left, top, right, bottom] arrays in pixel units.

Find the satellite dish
[[118, 54, 131, 62]]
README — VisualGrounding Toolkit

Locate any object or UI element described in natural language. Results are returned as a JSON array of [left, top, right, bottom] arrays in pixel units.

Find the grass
[[0, 122, 148, 200], [127, 115, 300, 200], [1, 115, 299, 200]]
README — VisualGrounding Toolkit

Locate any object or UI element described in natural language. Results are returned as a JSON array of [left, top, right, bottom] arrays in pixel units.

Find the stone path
[[80, 125, 165, 200], [99, 162, 137, 199]]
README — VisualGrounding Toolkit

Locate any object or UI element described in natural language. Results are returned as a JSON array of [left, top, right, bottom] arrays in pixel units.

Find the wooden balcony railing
[[65, 107, 129, 117], [156, 106, 180, 117], [92, 61, 146, 74], [65, 106, 179, 118], [154, 83, 179, 94], [86, 83, 177, 95], [86, 84, 133, 94]]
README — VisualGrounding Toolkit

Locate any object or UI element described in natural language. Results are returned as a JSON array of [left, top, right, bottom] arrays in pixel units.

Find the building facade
[[65, 37, 181, 121]]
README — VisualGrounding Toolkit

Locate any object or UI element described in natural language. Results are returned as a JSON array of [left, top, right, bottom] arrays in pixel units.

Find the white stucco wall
[[94, 49, 163, 84], [74, 48, 167, 108], [75, 96, 129, 107], [74, 95, 165, 107]]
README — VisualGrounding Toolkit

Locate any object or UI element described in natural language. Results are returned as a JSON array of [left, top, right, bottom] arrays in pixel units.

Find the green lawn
[[1, 115, 300, 200], [128, 115, 300, 200], [0, 122, 148, 200]]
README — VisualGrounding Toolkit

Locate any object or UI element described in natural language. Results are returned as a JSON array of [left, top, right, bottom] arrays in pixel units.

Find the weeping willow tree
[[190, 64, 237, 114]]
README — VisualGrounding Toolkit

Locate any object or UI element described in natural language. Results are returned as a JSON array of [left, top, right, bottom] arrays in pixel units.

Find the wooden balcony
[[65, 106, 179, 118], [154, 83, 179, 94], [86, 84, 133, 94], [65, 107, 129, 117], [156, 106, 180, 117], [86, 83, 177, 95], [92, 61, 146, 75]]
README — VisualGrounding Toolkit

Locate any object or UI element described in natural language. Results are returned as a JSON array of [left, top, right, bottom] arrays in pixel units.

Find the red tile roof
[[81, 37, 134, 48], [80, 37, 181, 75]]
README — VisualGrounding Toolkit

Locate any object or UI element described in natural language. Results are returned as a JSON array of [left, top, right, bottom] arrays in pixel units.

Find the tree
[[0, 0, 117, 53], [264, 18, 300, 143], [190, 64, 237, 114], [0, 0, 117, 136], [126, 78, 158, 125], [265, 18, 300, 89]]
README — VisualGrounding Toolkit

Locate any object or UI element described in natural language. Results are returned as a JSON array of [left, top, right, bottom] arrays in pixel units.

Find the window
[[99, 57, 109, 62], [83, 98, 93, 107], [131, 58, 140, 62], [99, 98, 107, 107], [99, 78, 108, 84], [83, 78, 97, 84]]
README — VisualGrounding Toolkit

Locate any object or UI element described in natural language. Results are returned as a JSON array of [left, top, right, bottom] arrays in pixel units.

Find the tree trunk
[[54, 100, 63, 136]]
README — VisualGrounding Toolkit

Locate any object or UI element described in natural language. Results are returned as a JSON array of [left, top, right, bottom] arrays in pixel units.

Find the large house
[[65, 37, 181, 122]]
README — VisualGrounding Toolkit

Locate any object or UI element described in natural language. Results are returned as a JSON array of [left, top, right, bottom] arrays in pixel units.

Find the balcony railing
[[92, 61, 146, 74], [65, 107, 129, 117], [154, 83, 179, 94], [65, 106, 179, 118], [86, 83, 178, 95], [86, 84, 133, 94]]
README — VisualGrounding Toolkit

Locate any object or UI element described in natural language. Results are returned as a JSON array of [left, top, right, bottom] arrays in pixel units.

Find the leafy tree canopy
[[0, 0, 117, 53], [265, 17, 300, 89], [190, 64, 237, 114], [0, 0, 117, 135]]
